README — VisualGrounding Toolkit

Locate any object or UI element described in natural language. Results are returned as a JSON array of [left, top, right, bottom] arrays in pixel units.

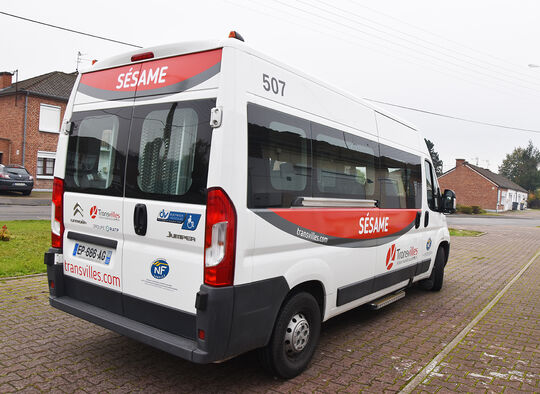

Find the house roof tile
[[0, 71, 77, 100], [466, 163, 528, 193]]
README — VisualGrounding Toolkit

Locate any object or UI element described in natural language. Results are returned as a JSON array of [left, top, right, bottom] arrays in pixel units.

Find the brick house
[[438, 159, 528, 212], [0, 71, 77, 190]]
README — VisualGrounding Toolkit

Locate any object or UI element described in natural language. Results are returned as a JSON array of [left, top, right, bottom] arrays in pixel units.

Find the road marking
[[400, 248, 540, 394]]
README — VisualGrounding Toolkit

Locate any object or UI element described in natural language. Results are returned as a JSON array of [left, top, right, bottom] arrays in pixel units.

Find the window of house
[[37, 151, 56, 178], [39, 104, 61, 133]]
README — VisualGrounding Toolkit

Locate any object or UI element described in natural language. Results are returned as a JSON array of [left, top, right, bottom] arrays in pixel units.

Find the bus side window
[[247, 104, 311, 208], [312, 123, 377, 201], [379, 145, 422, 209]]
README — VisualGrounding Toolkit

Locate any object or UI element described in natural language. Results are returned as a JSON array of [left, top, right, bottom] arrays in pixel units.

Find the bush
[[471, 205, 486, 214], [528, 190, 540, 209], [457, 204, 473, 214]]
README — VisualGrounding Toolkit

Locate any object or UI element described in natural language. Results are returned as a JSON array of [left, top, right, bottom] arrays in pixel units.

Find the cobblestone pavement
[[1, 212, 539, 393]]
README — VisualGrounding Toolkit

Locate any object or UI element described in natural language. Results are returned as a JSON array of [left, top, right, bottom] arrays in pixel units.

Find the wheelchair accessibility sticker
[[157, 209, 201, 231]]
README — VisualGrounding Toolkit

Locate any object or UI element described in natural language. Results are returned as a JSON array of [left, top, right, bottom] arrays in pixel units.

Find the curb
[[0, 272, 47, 281], [0, 199, 51, 206]]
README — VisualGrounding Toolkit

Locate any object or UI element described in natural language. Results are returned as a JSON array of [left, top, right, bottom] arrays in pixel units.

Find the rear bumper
[[0, 179, 33, 191], [45, 249, 289, 363]]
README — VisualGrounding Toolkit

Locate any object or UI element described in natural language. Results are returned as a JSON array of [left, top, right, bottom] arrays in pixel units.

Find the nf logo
[[73, 203, 84, 217], [90, 206, 98, 219], [151, 259, 169, 279], [386, 244, 396, 270]]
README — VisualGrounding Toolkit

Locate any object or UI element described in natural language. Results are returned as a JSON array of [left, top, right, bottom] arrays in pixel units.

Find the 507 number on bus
[[263, 74, 286, 96]]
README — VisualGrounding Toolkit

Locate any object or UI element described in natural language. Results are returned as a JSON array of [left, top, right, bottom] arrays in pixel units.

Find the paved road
[[1, 211, 539, 392], [447, 212, 540, 227], [0, 205, 50, 220]]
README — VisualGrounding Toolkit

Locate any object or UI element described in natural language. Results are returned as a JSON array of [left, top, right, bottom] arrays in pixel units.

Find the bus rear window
[[65, 107, 131, 196], [125, 99, 215, 204]]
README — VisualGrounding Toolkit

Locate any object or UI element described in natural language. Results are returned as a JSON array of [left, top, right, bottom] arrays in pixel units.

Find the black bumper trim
[[337, 258, 432, 306], [50, 296, 203, 362]]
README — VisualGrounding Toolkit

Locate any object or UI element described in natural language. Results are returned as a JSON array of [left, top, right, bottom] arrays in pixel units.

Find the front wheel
[[420, 247, 446, 291], [258, 292, 321, 379]]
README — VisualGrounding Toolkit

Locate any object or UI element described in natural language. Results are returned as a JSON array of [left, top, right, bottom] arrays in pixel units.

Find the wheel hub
[[284, 313, 310, 355]]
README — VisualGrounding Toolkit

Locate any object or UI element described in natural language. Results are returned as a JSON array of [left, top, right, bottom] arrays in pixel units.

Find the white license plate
[[14, 183, 26, 186], [72, 242, 112, 265]]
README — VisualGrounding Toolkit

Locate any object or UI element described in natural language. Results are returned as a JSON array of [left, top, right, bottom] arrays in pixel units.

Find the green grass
[[0, 220, 50, 277], [449, 228, 484, 237]]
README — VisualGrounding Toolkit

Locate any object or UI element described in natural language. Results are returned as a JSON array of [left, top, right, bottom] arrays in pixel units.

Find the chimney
[[0, 72, 13, 89], [456, 159, 466, 168]]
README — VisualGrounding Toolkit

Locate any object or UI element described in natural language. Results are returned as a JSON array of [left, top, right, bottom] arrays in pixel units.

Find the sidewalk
[[0, 192, 51, 206], [0, 215, 538, 392]]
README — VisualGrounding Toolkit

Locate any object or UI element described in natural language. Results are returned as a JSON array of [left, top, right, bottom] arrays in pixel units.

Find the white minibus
[[45, 33, 456, 378]]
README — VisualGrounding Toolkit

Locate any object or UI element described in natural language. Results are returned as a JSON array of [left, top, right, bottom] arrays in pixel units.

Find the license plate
[[72, 242, 112, 265], [14, 183, 26, 186]]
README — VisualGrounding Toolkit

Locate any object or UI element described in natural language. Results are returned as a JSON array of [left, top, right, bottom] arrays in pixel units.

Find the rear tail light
[[204, 188, 237, 287], [51, 177, 64, 248], [0, 173, 10, 179], [131, 52, 154, 62]]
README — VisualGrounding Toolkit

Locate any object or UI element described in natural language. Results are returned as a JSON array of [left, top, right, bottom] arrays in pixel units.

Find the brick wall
[[0, 93, 66, 190], [0, 94, 25, 166], [438, 160, 499, 210]]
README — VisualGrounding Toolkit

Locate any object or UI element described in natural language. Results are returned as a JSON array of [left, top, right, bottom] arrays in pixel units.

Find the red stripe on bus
[[80, 48, 222, 92], [268, 208, 418, 239]]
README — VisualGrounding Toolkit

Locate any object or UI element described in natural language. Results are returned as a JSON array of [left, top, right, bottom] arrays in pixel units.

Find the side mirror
[[441, 189, 456, 214]]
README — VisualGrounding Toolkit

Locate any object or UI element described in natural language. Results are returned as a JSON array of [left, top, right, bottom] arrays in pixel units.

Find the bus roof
[[82, 37, 418, 132]]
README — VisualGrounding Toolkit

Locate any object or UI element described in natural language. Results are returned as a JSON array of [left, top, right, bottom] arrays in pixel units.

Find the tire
[[258, 292, 321, 379], [21, 190, 31, 196], [420, 247, 446, 291]]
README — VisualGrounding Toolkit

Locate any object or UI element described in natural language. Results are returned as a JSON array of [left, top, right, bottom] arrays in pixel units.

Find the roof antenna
[[76, 51, 88, 72]]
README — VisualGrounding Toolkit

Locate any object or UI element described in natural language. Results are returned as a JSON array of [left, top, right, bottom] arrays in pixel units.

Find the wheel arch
[[286, 280, 326, 320], [438, 240, 450, 266]]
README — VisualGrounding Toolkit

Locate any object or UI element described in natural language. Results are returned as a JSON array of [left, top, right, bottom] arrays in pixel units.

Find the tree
[[424, 139, 443, 177], [499, 140, 540, 192]]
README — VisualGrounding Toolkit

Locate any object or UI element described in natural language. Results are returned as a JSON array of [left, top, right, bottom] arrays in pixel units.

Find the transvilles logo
[[90, 206, 98, 219], [386, 244, 396, 270], [73, 203, 83, 217]]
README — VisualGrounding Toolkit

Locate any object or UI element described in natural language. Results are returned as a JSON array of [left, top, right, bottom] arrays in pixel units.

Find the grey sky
[[2, 0, 539, 173]]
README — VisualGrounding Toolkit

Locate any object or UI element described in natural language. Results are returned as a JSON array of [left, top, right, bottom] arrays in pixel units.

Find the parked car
[[0, 164, 34, 195]]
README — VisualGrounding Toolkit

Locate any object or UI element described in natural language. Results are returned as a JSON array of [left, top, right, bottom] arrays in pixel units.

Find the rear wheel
[[258, 292, 321, 379], [420, 247, 446, 291], [21, 190, 31, 196]]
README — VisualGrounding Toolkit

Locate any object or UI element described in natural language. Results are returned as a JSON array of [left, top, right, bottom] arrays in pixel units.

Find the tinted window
[[65, 107, 131, 196], [425, 160, 438, 211], [125, 99, 215, 204], [247, 103, 423, 210], [248, 103, 311, 208], [379, 145, 422, 209], [312, 123, 378, 200], [6, 167, 29, 175]]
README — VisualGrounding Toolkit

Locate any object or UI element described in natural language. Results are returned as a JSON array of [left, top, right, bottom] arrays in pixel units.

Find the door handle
[[133, 204, 147, 236], [415, 211, 421, 229], [424, 211, 430, 227]]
